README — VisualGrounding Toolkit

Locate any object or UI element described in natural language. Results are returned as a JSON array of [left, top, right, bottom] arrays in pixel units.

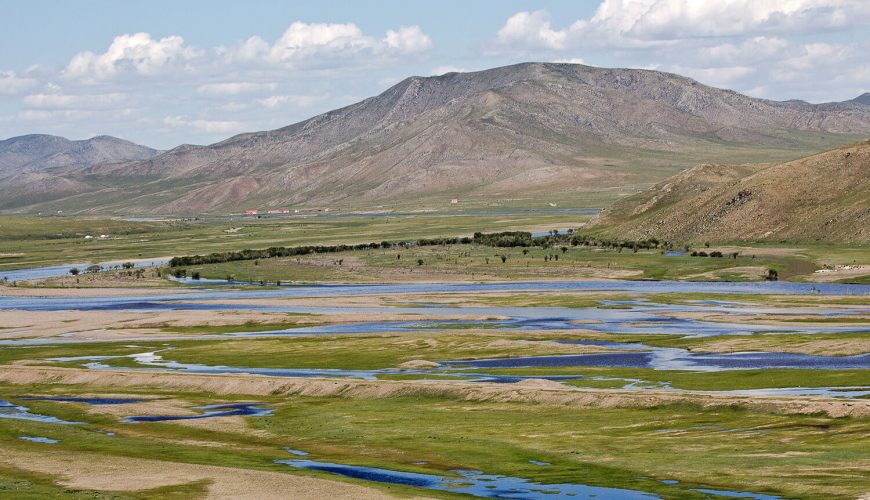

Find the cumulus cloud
[[64, 32, 201, 82], [197, 82, 277, 96], [0, 71, 38, 95], [383, 26, 433, 54], [495, 1, 866, 51], [223, 22, 432, 68], [496, 11, 571, 50], [603, 0, 863, 40]]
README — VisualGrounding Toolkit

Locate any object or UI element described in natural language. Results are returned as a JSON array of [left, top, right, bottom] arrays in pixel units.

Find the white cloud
[[197, 82, 277, 96], [0, 71, 38, 95], [383, 26, 433, 54], [552, 58, 586, 65], [64, 32, 201, 81], [496, 11, 571, 50], [604, 0, 864, 40], [494, 1, 867, 52], [703, 37, 790, 65], [163, 115, 243, 133], [23, 92, 126, 109], [430, 65, 467, 75], [224, 22, 432, 68], [669, 65, 756, 86], [489, 2, 869, 103], [17, 109, 93, 121], [257, 94, 328, 108]]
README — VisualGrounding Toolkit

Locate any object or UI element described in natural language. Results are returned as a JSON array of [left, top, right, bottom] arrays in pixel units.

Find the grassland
[[0, 211, 594, 272], [0, 377, 868, 499], [1, 212, 868, 498], [176, 243, 839, 283]]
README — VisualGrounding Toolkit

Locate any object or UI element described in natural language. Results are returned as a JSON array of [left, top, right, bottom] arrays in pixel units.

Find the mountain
[[848, 93, 870, 106], [0, 134, 161, 210], [0, 134, 160, 179], [2, 62, 870, 214], [589, 140, 870, 244]]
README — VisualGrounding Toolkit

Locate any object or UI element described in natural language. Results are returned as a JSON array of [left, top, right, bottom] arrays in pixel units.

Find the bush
[[69, 267, 79, 276]]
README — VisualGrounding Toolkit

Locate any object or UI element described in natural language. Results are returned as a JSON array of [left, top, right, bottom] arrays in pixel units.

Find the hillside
[[590, 140, 870, 243], [2, 62, 870, 214]]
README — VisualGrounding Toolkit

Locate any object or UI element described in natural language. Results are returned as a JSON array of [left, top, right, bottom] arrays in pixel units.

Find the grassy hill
[[590, 140, 870, 244]]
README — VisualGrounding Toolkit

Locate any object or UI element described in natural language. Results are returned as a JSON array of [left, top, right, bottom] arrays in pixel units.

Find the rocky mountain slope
[[590, 140, 870, 243], [2, 62, 869, 214]]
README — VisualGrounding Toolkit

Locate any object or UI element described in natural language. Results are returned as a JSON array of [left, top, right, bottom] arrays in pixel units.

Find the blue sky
[[1, 0, 868, 149]]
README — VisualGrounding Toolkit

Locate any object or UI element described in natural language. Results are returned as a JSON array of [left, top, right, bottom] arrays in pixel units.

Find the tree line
[[167, 231, 692, 268]]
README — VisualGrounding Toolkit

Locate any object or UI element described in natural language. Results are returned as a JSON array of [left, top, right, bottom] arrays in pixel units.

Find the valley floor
[[0, 214, 868, 499]]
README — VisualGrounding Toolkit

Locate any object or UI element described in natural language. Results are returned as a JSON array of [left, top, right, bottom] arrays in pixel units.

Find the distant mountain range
[[0, 62, 868, 214], [0, 135, 161, 211], [0, 134, 159, 178], [590, 140, 870, 243]]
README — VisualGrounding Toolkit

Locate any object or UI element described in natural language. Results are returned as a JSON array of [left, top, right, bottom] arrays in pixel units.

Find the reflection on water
[[123, 403, 272, 423], [21, 396, 148, 405], [278, 459, 660, 499], [0, 258, 169, 282], [0, 399, 83, 424], [18, 436, 59, 444]]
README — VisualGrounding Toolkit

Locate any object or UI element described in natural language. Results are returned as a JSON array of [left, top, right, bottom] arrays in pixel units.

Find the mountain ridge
[[2, 62, 869, 214], [0, 134, 160, 179]]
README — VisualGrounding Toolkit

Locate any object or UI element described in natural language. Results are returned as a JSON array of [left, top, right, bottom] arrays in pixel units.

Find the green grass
[[0, 212, 594, 272], [450, 366, 870, 391], [157, 318, 318, 334], [2, 381, 869, 499], [183, 244, 816, 283], [82, 332, 607, 371]]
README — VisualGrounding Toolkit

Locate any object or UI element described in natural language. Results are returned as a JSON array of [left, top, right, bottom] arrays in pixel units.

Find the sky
[[1, 0, 868, 149]]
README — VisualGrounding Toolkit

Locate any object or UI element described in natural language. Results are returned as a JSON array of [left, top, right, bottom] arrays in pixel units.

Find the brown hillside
[[2, 63, 869, 214], [591, 140, 870, 243]]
